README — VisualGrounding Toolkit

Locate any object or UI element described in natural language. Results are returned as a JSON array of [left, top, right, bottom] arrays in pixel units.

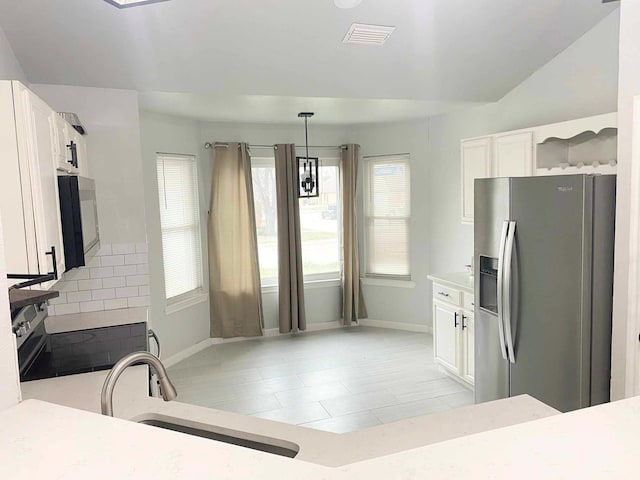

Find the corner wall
[[351, 119, 430, 328], [611, 0, 640, 400], [0, 214, 21, 411], [0, 25, 26, 83], [31, 84, 147, 246]]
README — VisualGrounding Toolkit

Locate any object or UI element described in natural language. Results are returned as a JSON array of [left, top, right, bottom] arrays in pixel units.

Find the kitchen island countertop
[[1, 396, 639, 479]]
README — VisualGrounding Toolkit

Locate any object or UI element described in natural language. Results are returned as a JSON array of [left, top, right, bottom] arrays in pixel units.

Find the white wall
[[0, 214, 21, 411], [0, 26, 26, 83], [31, 84, 146, 245], [611, 0, 640, 400], [0, 27, 26, 409], [140, 111, 209, 359], [351, 120, 430, 327]]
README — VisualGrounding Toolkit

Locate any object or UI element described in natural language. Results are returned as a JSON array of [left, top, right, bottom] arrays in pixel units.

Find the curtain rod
[[363, 152, 410, 159], [204, 142, 347, 150]]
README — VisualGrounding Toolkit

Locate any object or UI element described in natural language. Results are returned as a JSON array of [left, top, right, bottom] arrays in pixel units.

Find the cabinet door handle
[[461, 315, 467, 330], [438, 291, 450, 298], [454, 312, 459, 328], [67, 141, 78, 168], [45, 246, 58, 280]]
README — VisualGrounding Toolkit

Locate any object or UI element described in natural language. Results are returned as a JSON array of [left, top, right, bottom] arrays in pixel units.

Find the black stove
[[15, 303, 148, 382]]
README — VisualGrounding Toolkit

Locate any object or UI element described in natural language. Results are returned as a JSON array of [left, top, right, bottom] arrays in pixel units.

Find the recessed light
[[342, 23, 396, 46], [334, 0, 363, 9], [104, 0, 170, 8]]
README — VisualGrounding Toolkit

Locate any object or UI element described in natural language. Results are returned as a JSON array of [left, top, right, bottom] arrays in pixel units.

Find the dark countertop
[[9, 289, 59, 315]]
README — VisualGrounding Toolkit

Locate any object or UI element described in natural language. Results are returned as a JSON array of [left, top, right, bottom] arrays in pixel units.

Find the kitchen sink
[[138, 419, 299, 458]]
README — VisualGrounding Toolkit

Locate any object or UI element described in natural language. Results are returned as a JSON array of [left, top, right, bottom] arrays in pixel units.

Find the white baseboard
[[358, 318, 432, 334], [162, 338, 216, 368], [163, 321, 345, 367], [264, 320, 344, 336]]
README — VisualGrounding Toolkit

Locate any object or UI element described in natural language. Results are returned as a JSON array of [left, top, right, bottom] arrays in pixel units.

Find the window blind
[[365, 155, 411, 277], [156, 154, 203, 300]]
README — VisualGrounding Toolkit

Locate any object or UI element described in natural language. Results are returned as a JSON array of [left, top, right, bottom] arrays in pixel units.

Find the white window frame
[[156, 153, 206, 314], [300, 157, 343, 283], [363, 154, 411, 281], [251, 156, 279, 288]]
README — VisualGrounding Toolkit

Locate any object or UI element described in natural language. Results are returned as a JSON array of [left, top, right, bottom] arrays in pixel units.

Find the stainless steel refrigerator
[[473, 174, 615, 412]]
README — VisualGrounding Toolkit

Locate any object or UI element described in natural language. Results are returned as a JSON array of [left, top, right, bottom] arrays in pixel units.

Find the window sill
[[165, 292, 209, 315], [361, 277, 417, 289], [261, 278, 341, 294]]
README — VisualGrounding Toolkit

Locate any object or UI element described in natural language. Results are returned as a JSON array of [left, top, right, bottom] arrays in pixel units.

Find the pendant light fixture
[[297, 112, 320, 198]]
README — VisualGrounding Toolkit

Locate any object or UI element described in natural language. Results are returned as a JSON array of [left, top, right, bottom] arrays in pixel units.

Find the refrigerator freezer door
[[474, 178, 510, 404], [508, 175, 592, 412]]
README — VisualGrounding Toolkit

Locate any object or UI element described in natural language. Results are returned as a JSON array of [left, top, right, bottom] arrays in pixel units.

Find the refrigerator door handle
[[496, 221, 509, 361], [503, 221, 517, 364]]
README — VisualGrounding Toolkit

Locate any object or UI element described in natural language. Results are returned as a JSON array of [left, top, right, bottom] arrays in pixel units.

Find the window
[[252, 157, 278, 286], [156, 154, 203, 302], [364, 155, 411, 278], [299, 159, 341, 281], [251, 157, 342, 287]]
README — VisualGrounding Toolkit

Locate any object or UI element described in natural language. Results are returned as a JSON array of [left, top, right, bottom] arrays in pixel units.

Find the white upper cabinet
[[493, 132, 533, 178], [21, 87, 66, 286], [0, 81, 65, 287], [52, 113, 71, 172], [460, 113, 616, 223], [69, 128, 89, 177], [461, 137, 492, 224]]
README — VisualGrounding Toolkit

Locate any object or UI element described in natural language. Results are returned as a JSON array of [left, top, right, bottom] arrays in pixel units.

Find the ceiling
[[0, 0, 617, 124]]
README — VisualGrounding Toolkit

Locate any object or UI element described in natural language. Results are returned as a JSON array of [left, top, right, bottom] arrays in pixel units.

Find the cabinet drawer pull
[[461, 315, 467, 330], [438, 291, 450, 298], [454, 312, 459, 328]]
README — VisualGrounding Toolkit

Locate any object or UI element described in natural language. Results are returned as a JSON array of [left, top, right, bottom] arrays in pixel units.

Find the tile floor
[[168, 327, 474, 433]]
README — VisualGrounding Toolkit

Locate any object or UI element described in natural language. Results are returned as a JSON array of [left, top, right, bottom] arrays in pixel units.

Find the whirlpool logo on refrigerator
[[557, 186, 574, 192]]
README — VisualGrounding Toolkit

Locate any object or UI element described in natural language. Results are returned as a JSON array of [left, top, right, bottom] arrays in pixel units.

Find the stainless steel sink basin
[[138, 419, 299, 458]]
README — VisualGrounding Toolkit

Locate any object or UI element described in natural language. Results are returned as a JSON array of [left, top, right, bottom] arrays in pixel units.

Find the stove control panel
[[12, 303, 46, 349]]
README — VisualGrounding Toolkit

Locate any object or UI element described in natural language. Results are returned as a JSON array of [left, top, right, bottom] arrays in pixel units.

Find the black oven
[[14, 303, 49, 379]]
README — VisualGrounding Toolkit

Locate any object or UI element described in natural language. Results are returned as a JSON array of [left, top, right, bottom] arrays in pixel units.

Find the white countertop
[[1, 396, 639, 479], [428, 272, 474, 293], [20, 365, 149, 413], [18, 367, 558, 468]]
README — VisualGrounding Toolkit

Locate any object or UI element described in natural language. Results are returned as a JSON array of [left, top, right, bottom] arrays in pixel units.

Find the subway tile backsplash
[[48, 243, 150, 316]]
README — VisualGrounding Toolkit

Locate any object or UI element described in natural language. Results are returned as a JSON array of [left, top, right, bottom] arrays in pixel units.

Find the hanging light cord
[[305, 115, 310, 161]]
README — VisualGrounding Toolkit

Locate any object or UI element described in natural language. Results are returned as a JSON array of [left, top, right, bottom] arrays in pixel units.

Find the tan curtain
[[275, 144, 306, 333], [342, 144, 367, 324], [208, 143, 263, 338]]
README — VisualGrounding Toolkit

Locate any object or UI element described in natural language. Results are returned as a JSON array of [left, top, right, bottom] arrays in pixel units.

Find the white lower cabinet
[[432, 282, 474, 386], [461, 309, 474, 384], [433, 302, 460, 373]]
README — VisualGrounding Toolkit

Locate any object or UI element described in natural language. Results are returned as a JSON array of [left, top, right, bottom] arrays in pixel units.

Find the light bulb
[[334, 0, 363, 9]]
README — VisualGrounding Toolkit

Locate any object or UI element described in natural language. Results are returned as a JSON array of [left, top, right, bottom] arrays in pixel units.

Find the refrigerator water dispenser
[[479, 256, 498, 314]]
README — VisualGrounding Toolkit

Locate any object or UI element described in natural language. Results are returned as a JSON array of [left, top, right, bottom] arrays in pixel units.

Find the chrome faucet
[[101, 351, 177, 416]]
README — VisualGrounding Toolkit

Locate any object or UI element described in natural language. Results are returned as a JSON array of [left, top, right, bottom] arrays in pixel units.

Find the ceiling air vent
[[342, 23, 396, 46]]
